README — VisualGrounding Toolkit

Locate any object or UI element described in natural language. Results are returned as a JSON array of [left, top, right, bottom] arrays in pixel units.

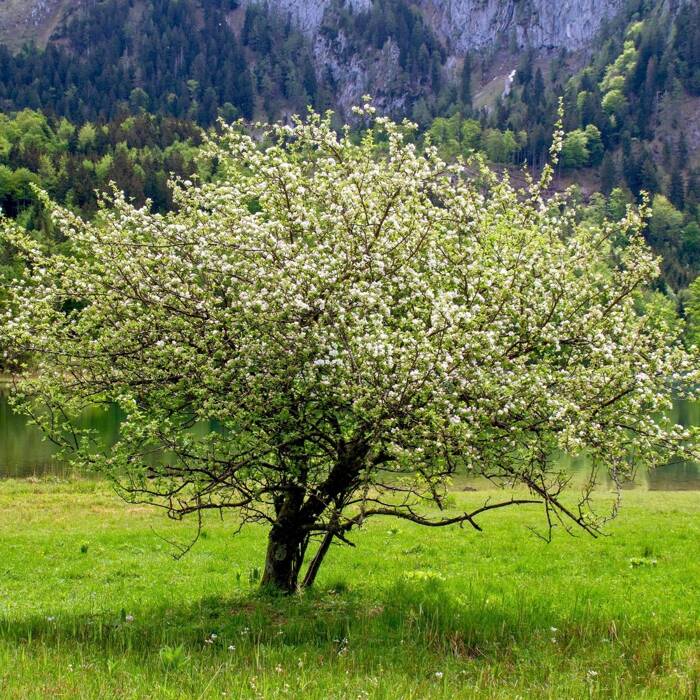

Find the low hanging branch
[[352, 499, 544, 532], [2, 102, 698, 593]]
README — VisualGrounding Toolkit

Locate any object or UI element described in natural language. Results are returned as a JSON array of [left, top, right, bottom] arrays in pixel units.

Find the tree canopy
[[2, 106, 698, 592]]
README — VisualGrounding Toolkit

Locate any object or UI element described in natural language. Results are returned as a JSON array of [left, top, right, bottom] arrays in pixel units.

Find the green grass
[[0, 480, 698, 698]]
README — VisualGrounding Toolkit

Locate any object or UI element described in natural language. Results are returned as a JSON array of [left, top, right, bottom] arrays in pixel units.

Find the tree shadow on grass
[[0, 577, 688, 666]]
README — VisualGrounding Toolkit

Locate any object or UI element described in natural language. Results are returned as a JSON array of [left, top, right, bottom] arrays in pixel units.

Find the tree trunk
[[259, 441, 369, 592], [260, 523, 308, 593], [302, 531, 334, 588]]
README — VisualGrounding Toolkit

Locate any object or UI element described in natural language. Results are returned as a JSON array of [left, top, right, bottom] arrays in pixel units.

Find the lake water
[[1, 387, 699, 489]]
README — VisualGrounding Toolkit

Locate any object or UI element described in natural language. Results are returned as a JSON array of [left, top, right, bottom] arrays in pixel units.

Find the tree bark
[[260, 442, 369, 592], [260, 523, 308, 593], [301, 531, 334, 589]]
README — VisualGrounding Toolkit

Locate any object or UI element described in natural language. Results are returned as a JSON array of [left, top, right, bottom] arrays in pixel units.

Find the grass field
[[0, 480, 698, 699]]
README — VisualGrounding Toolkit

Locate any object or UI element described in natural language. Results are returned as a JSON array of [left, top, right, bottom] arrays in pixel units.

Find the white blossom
[[1, 107, 697, 588]]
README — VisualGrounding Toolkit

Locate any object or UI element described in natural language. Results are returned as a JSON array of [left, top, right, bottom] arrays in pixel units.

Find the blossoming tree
[[2, 106, 697, 592]]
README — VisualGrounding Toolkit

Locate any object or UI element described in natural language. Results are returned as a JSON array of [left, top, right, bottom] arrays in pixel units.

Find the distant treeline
[[0, 0, 448, 127], [1, 106, 698, 295]]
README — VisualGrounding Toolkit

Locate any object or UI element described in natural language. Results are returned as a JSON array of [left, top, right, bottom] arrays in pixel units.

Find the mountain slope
[[241, 0, 625, 51], [0, 0, 697, 153], [0, 0, 670, 123], [0, 0, 628, 53], [0, 0, 72, 50]]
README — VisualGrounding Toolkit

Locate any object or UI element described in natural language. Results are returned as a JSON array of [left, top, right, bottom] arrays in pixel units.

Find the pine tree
[[460, 53, 472, 109], [669, 170, 686, 211], [600, 152, 618, 195], [677, 131, 689, 170], [687, 169, 700, 208], [533, 68, 545, 105], [431, 53, 442, 93], [638, 149, 659, 195]]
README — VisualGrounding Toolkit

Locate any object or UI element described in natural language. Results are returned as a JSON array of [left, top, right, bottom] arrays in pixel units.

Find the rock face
[[0, 0, 66, 48], [418, 0, 625, 52], [314, 33, 410, 118], [249, 0, 371, 34], [243, 0, 627, 118], [247, 0, 625, 52]]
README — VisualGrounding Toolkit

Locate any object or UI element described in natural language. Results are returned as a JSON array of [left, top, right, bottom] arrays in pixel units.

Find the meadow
[[0, 479, 697, 699]]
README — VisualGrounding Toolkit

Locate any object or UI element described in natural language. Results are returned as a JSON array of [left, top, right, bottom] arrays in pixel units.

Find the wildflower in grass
[[435, 672, 444, 679], [125, 614, 134, 623], [228, 645, 236, 652]]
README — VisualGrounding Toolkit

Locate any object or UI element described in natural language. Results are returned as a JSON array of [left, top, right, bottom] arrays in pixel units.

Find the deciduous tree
[[2, 106, 697, 592]]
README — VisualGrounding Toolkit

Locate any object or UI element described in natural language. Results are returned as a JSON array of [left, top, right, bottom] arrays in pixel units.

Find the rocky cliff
[[248, 0, 626, 52], [249, 0, 371, 34], [0, 0, 69, 49], [418, 0, 625, 52], [242, 0, 627, 118]]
